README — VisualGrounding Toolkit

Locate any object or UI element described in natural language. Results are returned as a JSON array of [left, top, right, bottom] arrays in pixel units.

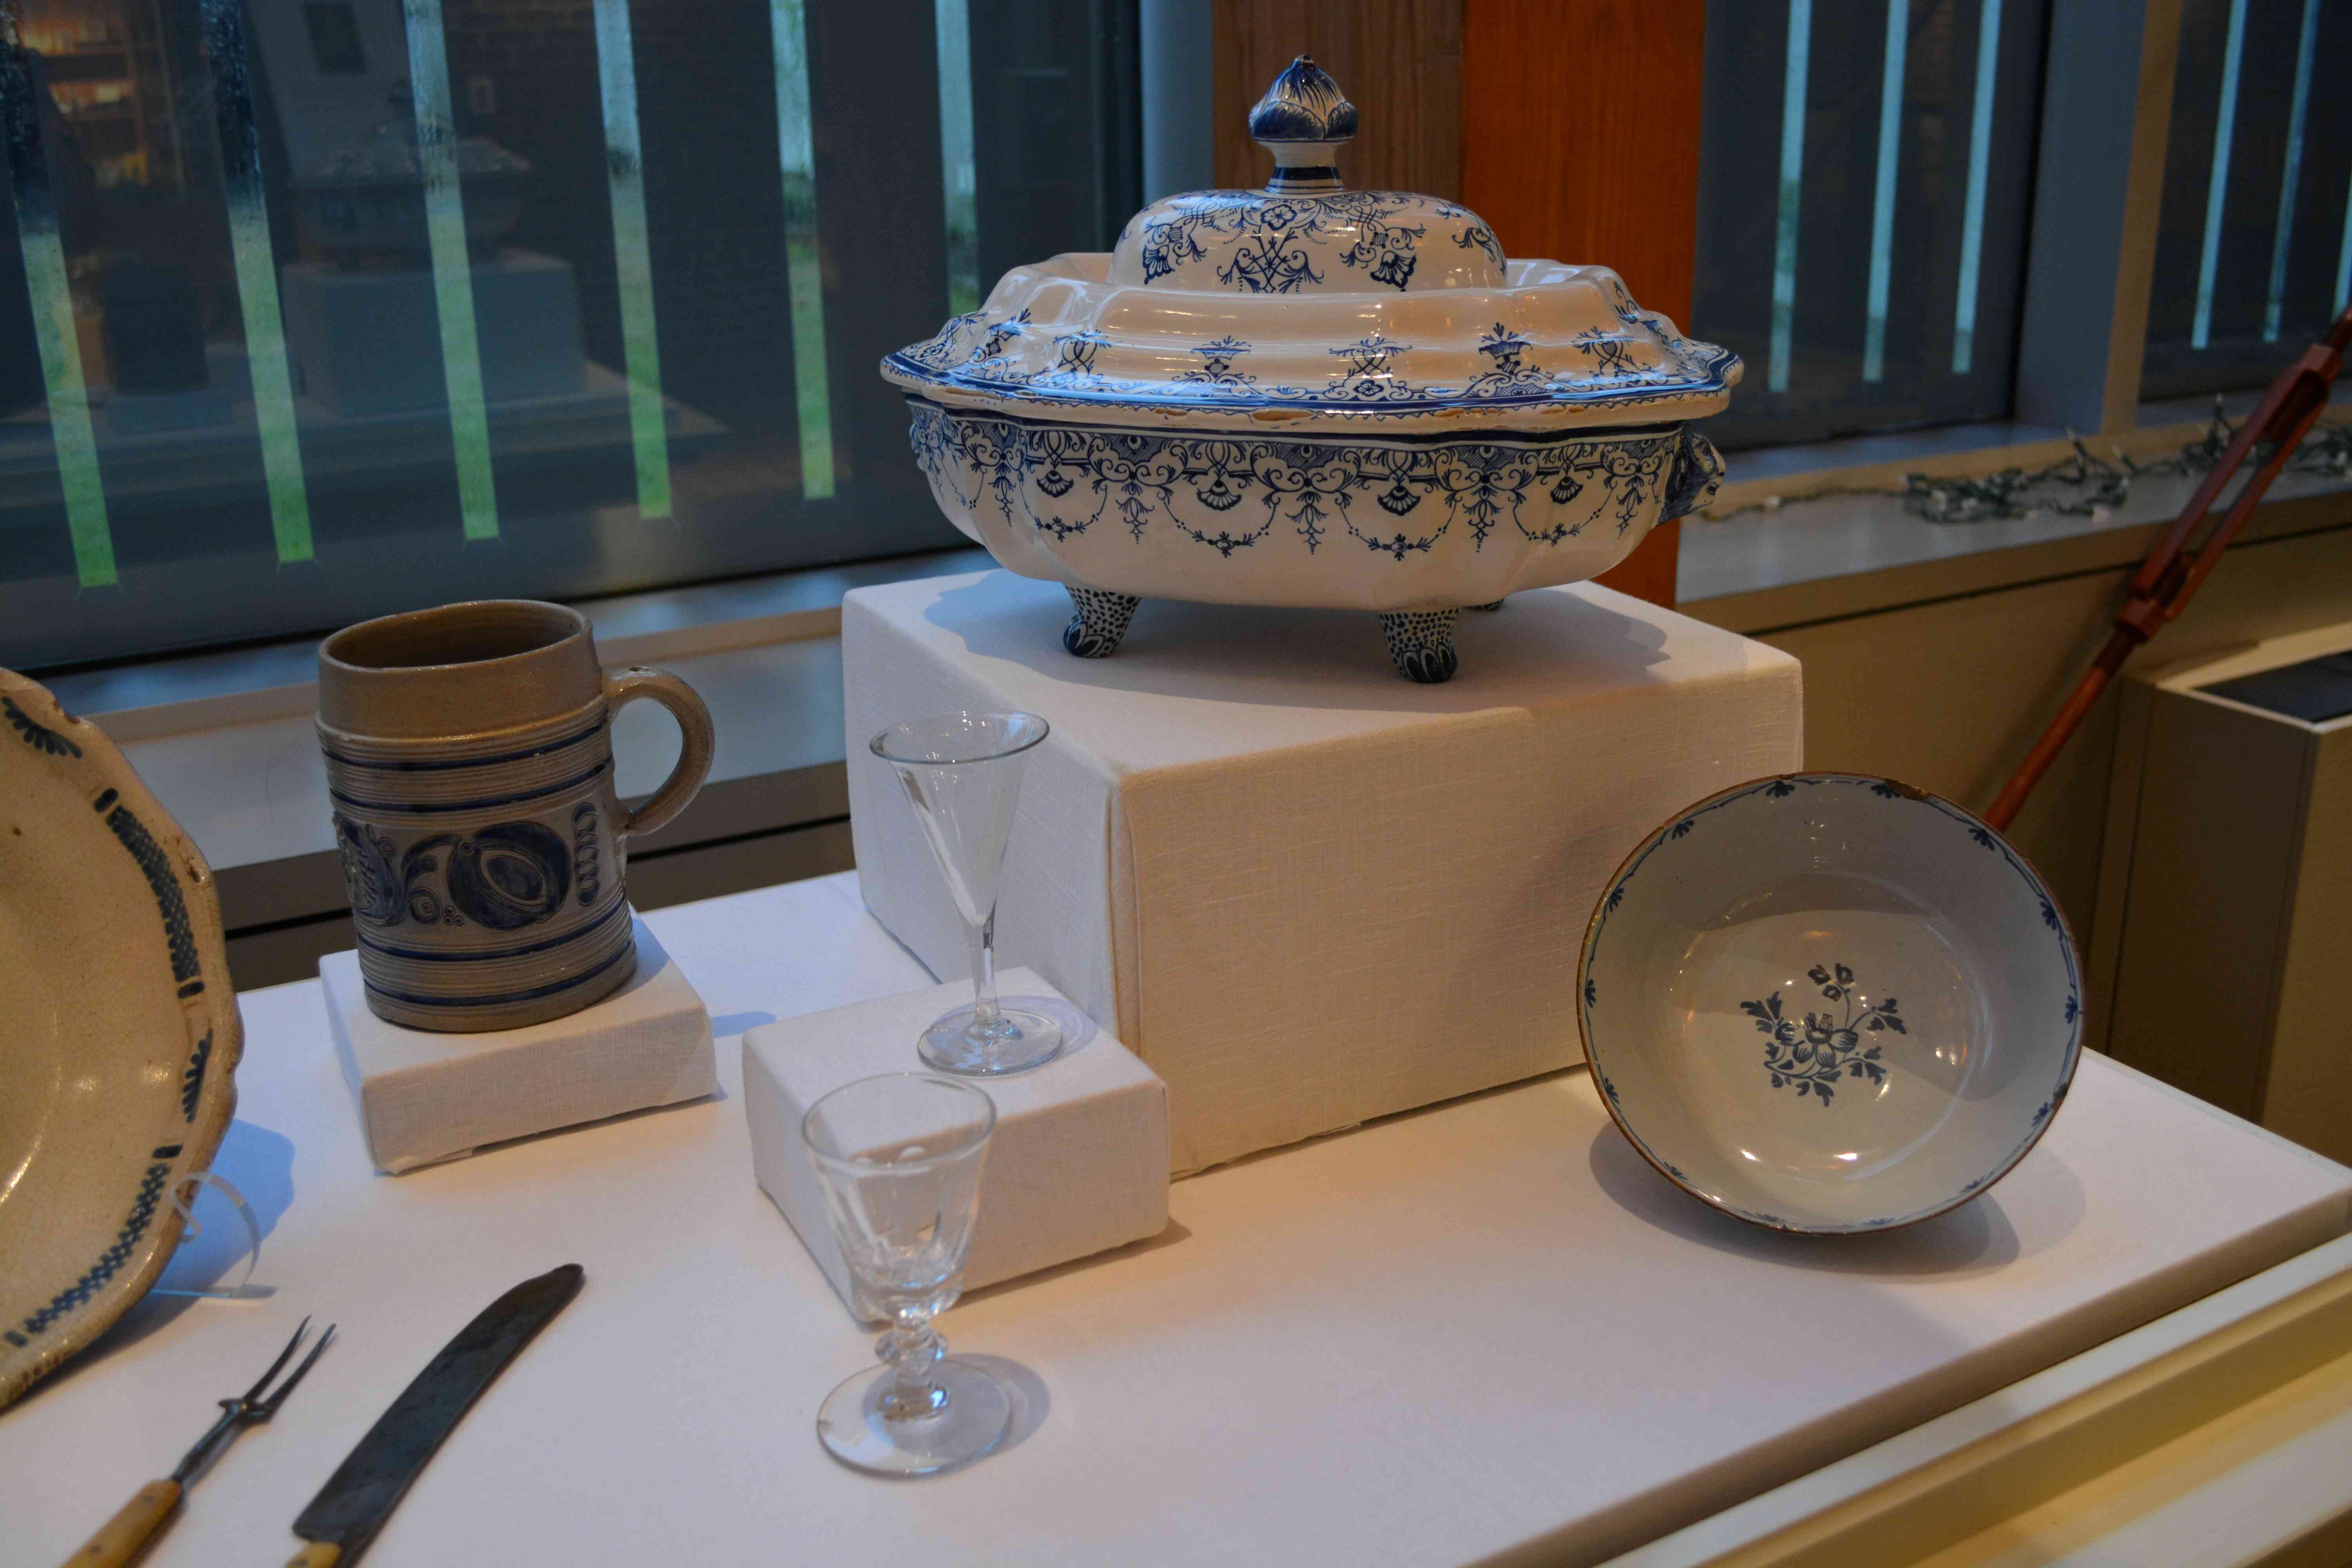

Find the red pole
[[1981, 306, 2352, 835]]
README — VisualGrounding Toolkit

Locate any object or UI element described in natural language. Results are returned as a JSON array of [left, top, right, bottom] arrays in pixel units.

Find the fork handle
[[62, 1478, 181, 1568], [281, 1544, 340, 1566]]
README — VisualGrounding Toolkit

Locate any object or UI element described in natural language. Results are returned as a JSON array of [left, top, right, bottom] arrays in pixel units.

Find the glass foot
[[918, 1005, 1064, 1075], [817, 1358, 1012, 1477]]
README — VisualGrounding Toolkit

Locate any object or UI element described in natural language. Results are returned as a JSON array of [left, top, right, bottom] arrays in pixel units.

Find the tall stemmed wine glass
[[805, 1073, 1010, 1476], [870, 711, 1063, 1075]]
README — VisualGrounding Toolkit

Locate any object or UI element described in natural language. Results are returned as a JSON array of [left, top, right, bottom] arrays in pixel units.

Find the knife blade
[[281, 1264, 583, 1567]]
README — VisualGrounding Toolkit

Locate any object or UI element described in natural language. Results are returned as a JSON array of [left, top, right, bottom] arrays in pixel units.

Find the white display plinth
[[846, 571, 1804, 1173], [742, 967, 1169, 1319], [322, 917, 717, 1173], [6, 875, 2350, 1568]]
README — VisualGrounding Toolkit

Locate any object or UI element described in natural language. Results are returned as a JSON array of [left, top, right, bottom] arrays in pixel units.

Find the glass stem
[[875, 1317, 947, 1421], [970, 904, 1001, 1027]]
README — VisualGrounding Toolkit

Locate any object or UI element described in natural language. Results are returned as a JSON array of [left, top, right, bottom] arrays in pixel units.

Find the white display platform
[[743, 967, 1169, 1318], [846, 570, 1804, 1174], [322, 917, 717, 1174], [9, 874, 2344, 1568]]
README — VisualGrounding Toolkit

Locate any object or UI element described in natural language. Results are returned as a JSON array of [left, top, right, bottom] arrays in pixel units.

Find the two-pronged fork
[[63, 1317, 336, 1568]]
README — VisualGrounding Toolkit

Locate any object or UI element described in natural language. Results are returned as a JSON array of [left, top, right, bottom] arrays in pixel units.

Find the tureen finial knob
[[1248, 56, 1355, 194]]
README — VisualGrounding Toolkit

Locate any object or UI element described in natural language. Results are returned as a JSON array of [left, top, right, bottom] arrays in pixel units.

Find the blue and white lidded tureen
[[882, 58, 1740, 682]]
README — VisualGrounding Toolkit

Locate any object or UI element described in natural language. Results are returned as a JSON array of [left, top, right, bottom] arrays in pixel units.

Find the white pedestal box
[[2093, 624, 2352, 1164], [323, 917, 718, 1173], [742, 968, 1170, 1319], [845, 570, 1804, 1173]]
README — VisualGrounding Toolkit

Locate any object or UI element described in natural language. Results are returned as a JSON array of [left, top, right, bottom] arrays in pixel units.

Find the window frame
[[0, 0, 1143, 673], [18, 1, 2344, 682], [1725, 0, 2352, 514]]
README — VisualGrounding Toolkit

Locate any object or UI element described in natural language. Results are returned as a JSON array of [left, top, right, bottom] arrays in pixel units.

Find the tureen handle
[[1249, 55, 1354, 195], [1661, 427, 1728, 523]]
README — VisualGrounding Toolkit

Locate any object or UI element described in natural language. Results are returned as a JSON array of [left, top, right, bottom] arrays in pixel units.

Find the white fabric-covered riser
[[845, 570, 1804, 1173], [742, 968, 1169, 1319], [323, 917, 718, 1174]]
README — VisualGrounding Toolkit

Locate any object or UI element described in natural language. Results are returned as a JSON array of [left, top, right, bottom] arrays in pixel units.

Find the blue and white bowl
[[880, 58, 1738, 684], [1579, 774, 2082, 1234]]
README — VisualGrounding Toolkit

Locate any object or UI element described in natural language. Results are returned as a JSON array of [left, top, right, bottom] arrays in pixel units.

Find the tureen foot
[[1469, 599, 1505, 612], [1063, 587, 1142, 659], [1380, 610, 1460, 684]]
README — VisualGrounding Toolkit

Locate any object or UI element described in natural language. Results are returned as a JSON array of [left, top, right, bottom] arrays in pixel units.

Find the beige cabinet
[[2092, 626, 2352, 1164]]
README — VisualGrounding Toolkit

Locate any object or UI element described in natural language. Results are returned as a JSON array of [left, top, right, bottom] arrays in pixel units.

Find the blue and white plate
[[1, 671, 241, 1406], [1579, 773, 2081, 1234]]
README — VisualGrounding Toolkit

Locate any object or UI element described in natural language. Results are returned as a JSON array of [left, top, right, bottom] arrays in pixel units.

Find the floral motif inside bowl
[[1579, 774, 2082, 1234], [879, 57, 1740, 683]]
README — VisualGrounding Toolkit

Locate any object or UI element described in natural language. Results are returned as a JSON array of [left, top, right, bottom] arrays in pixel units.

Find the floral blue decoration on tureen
[[879, 56, 1742, 682]]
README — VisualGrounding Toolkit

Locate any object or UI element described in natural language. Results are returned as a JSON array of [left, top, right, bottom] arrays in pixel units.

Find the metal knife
[[279, 1263, 583, 1567]]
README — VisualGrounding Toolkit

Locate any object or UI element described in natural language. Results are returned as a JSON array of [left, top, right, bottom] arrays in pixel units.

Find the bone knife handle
[[62, 1478, 181, 1568]]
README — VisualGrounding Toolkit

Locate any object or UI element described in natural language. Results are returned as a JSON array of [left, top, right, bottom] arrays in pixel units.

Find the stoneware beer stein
[[318, 599, 714, 1032]]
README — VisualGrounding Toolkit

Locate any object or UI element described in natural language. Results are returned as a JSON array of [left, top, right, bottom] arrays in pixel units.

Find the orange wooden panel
[[1212, 0, 1463, 197], [1589, 517, 1681, 606], [1462, 0, 1708, 605], [1460, 0, 1705, 319]]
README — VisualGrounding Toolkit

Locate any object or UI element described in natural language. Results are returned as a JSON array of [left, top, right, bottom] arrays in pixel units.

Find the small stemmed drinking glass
[[805, 1073, 1010, 1476], [870, 711, 1062, 1075]]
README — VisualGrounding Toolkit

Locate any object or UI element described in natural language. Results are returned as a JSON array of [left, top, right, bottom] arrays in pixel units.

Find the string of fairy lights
[[1707, 405, 2352, 527]]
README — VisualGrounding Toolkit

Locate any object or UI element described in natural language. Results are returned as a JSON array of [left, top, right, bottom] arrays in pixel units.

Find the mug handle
[[605, 666, 715, 839]]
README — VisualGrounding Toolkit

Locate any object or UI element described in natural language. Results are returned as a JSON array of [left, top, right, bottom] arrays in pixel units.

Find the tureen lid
[[882, 58, 1740, 432]]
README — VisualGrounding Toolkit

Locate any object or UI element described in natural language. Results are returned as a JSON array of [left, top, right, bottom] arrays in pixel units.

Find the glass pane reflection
[[0, 0, 1138, 668], [1695, 0, 2047, 450], [2143, 0, 2352, 399]]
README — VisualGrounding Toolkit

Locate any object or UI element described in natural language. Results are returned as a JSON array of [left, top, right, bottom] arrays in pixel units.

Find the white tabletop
[[4, 873, 2347, 1568]]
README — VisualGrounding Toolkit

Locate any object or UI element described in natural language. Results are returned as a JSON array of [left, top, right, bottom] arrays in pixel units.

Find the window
[[1693, 0, 2049, 450], [0, 0, 1139, 669], [2141, 0, 2352, 399], [1696, 0, 2352, 455]]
